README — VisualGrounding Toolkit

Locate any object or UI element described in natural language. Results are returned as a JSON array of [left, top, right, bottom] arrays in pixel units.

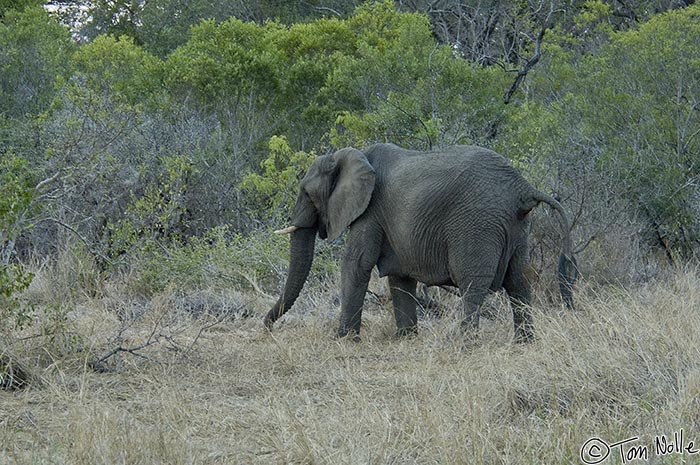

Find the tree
[[330, 2, 509, 148], [77, 0, 366, 58], [590, 5, 700, 259], [501, 3, 700, 262], [0, 6, 73, 120], [0, 6, 72, 261], [0, 0, 40, 17]]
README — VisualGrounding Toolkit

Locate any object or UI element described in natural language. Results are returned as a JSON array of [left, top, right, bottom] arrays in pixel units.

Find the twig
[[43, 217, 114, 268], [90, 299, 177, 372], [312, 6, 341, 17], [34, 171, 61, 193], [184, 307, 241, 355], [377, 93, 434, 150], [503, 27, 546, 104], [503, 2, 555, 104], [205, 265, 275, 300], [90, 337, 162, 372]]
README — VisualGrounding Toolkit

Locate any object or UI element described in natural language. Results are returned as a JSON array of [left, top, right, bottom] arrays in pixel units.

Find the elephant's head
[[264, 148, 376, 330]]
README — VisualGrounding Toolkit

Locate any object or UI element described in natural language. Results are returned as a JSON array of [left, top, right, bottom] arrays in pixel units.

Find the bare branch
[[312, 6, 341, 17], [378, 94, 434, 150], [34, 171, 61, 193], [43, 217, 114, 268], [90, 338, 162, 372], [503, 24, 546, 104], [184, 306, 243, 355], [90, 304, 177, 372], [503, 2, 556, 104]]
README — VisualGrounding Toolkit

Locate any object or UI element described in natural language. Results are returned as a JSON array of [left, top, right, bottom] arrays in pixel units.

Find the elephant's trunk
[[264, 227, 317, 330]]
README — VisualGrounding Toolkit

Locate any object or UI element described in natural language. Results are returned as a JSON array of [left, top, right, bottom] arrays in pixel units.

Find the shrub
[[128, 225, 341, 297]]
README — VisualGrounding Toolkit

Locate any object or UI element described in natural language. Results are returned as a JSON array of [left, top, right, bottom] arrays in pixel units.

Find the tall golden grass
[[2, 265, 699, 464]]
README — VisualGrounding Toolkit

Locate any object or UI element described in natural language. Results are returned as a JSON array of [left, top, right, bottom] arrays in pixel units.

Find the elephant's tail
[[534, 192, 578, 309]]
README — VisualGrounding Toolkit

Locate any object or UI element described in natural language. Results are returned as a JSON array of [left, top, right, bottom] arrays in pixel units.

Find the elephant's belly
[[376, 248, 453, 286]]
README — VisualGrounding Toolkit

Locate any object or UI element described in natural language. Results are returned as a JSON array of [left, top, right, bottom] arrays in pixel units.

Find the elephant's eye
[[303, 188, 321, 210]]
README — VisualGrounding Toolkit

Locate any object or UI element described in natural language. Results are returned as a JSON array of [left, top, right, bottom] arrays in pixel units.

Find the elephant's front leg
[[388, 275, 418, 336], [337, 224, 382, 339], [337, 256, 373, 339]]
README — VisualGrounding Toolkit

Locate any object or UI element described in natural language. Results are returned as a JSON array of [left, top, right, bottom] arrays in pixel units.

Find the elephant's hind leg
[[504, 253, 534, 343], [450, 238, 500, 337], [388, 275, 418, 336], [458, 278, 491, 335]]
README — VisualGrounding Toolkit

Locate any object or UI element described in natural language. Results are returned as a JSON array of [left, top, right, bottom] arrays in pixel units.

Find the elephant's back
[[366, 145, 527, 212], [381, 146, 526, 200], [431, 145, 520, 178]]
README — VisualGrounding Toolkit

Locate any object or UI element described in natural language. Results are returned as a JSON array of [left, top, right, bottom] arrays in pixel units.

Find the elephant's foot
[[459, 316, 480, 334], [513, 327, 535, 344], [395, 325, 418, 338], [513, 310, 535, 343], [336, 326, 361, 342], [458, 317, 481, 347]]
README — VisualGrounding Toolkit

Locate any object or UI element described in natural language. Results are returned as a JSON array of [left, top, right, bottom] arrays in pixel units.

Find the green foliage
[[165, 18, 282, 109], [69, 35, 164, 108], [505, 4, 700, 259], [0, 155, 35, 330], [326, 2, 508, 148], [164, 1, 508, 152], [333, 48, 508, 148], [327, 2, 437, 147], [131, 224, 342, 297], [0, 0, 697, 293], [0, 154, 34, 233], [0, 6, 73, 118], [574, 0, 613, 33], [268, 17, 355, 141], [107, 155, 194, 262], [130, 225, 291, 295], [591, 6, 700, 257], [78, 0, 363, 58], [0, 0, 40, 17], [0, 263, 34, 329], [241, 136, 315, 222]]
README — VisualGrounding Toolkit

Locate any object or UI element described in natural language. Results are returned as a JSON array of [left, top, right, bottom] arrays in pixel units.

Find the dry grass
[[2, 266, 700, 465]]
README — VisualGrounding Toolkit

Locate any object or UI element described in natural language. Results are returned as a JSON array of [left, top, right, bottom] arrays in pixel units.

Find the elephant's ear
[[326, 148, 376, 241]]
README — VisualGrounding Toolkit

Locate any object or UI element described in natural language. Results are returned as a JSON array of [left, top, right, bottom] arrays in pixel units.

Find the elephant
[[264, 143, 577, 342]]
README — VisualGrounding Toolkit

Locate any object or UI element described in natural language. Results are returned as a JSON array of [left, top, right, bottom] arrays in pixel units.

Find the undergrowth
[[2, 251, 699, 464]]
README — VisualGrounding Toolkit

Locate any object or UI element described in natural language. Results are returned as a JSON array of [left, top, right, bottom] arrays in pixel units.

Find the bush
[[240, 135, 315, 224], [0, 263, 34, 329], [128, 225, 341, 297]]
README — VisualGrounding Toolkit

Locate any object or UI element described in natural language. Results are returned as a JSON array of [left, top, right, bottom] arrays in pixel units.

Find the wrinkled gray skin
[[265, 144, 577, 342]]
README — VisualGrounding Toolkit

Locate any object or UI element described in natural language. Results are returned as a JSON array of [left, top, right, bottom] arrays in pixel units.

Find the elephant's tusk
[[273, 225, 299, 235]]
